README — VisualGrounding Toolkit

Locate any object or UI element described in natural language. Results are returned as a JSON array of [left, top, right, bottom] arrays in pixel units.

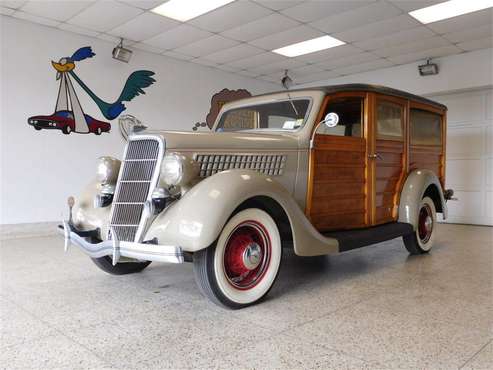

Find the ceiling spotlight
[[418, 59, 439, 76], [281, 70, 293, 90], [112, 38, 132, 63]]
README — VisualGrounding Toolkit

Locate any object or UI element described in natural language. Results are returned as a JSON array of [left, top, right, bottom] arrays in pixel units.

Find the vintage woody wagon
[[62, 84, 452, 308]]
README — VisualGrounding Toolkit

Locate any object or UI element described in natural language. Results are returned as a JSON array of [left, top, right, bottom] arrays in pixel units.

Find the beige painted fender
[[72, 179, 112, 238], [398, 169, 448, 230], [145, 170, 339, 256]]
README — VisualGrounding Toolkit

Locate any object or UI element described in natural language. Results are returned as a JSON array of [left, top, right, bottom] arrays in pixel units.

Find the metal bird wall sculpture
[[51, 46, 156, 120]]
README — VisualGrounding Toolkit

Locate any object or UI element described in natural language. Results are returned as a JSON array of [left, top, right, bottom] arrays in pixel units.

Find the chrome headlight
[[96, 156, 121, 185], [161, 153, 183, 186], [161, 153, 199, 187]]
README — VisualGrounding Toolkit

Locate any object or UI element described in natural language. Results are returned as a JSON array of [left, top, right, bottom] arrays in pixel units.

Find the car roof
[[253, 83, 447, 111]]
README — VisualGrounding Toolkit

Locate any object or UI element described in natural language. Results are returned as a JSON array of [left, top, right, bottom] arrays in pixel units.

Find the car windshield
[[216, 99, 310, 132], [56, 111, 73, 119]]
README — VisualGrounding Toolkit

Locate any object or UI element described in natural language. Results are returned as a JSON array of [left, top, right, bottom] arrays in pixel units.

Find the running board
[[324, 222, 414, 253]]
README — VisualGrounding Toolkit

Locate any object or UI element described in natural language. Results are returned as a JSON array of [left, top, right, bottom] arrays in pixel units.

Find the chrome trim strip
[[61, 222, 184, 264]]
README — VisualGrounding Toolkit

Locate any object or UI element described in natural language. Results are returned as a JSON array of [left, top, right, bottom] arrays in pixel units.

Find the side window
[[377, 100, 403, 140], [316, 97, 363, 137], [410, 109, 442, 146]]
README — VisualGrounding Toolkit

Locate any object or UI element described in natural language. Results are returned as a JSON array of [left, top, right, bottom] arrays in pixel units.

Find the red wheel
[[403, 196, 437, 254], [418, 203, 433, 244], [193, 208, 282, 309], [223, 221, 271, 290]]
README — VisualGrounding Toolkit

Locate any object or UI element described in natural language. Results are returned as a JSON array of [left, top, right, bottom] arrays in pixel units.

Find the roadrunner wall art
[[28, 46, 156, 135]]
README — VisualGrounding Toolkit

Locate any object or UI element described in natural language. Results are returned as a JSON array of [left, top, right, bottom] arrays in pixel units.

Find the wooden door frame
[[305, 91, 370, 226], [371, 93, 409, 224]]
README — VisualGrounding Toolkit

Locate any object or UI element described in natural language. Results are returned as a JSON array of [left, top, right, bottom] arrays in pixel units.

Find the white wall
[[0, 16, 277, 225], [298, 48, 493, 96], [430, 88, 493, 226]]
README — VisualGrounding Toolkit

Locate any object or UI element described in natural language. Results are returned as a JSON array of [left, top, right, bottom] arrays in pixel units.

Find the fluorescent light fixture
[[151, 0, 235, 22], [409, 0, 493, 24], [272, 35, 345, 57]]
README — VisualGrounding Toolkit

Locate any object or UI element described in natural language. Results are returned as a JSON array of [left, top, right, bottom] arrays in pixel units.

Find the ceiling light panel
[[152, 0, 235, 22], [409, 0, 493, 24], [272, 35, 345, 57]]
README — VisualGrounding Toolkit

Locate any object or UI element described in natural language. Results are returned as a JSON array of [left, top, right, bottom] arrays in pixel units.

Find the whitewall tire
[[193, 208, 282, 309], [403, 196, 437, 254]]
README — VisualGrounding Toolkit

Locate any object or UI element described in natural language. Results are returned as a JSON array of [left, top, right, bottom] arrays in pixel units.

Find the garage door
[[429, 88, 493, 226]]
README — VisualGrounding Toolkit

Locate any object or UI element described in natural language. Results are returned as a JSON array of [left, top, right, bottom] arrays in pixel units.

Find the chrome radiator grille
[[194, 153, 286, 177], [109, 136, 163, 242]]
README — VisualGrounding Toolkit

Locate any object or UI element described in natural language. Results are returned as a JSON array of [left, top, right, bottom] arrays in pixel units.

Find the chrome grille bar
[[109, 136, 164, 242]]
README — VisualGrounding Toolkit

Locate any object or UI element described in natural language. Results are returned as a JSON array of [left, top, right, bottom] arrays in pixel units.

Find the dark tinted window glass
[[410, 109, 442, 146], [316, 97, 363, 137], [377, 101, 403, 140]]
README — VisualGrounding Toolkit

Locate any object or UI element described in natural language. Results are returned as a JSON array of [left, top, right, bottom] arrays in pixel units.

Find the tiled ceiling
[[1, 0, 492, 86]]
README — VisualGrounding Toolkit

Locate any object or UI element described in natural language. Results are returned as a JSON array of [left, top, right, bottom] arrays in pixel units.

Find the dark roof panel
[[257, 84, 447, 111]]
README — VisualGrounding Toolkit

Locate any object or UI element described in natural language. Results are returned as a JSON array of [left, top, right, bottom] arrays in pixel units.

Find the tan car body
[[72, 87, 447, 257]]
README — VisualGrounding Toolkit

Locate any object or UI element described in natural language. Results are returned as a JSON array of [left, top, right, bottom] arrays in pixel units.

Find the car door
[[306, 92, 371, 232], [371, 95, 407, 225]]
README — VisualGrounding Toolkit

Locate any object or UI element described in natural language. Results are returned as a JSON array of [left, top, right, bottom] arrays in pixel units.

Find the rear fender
[[398, 169, 447, 230]]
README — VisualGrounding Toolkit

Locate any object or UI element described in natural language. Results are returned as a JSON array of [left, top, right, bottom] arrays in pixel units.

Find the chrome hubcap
[[242, 242, 262, 270]]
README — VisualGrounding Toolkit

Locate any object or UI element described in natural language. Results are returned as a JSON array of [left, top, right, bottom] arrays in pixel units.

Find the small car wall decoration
[[28, 46, 155, 135], [61, 84, 454, 308]]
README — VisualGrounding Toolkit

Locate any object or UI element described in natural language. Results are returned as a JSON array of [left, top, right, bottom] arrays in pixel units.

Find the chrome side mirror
[[321, 112, 339, 128], [310, 112, 340, 144]]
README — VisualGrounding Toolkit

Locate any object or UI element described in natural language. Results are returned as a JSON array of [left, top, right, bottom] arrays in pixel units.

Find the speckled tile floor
[[1, 224, 492, 369]]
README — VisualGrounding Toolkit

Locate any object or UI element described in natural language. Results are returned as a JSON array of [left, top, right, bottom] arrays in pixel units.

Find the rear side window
[[410, 109, 442, 146], [376, 101, 403, 140]]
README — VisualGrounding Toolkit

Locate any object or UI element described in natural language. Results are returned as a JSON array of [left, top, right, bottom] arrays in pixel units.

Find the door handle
[[368, 153, 382, 159]]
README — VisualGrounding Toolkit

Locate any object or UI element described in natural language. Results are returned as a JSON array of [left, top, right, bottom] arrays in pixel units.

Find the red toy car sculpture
[[28, 111, 110, 135]]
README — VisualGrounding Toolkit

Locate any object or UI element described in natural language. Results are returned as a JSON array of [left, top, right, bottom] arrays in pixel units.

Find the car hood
[[138, 130, 300, 151]]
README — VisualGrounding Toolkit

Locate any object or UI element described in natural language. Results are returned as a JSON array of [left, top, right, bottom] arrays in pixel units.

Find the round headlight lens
[[161, 153, 183, 186], [96, 156, 121, 185]]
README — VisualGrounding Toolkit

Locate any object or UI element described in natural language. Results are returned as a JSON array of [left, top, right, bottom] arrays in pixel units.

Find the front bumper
[[60, 221, 184, 265]]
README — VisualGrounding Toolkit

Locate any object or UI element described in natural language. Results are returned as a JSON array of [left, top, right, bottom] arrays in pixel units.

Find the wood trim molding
[[366, 92, 375, 225]]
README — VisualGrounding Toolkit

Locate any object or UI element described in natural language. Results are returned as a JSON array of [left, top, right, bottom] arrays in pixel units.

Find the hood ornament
[[118, 114, 148, 141]]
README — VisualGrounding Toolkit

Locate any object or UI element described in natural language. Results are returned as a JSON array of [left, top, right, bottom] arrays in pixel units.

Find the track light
[[418, 59, 439, 76], [112, 38, 132, 63]]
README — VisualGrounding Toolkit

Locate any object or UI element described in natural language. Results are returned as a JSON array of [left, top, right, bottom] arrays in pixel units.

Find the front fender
[[72, 178, 111, 238], [398, 169, 447, 230], [145, 170, 338, 255]]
